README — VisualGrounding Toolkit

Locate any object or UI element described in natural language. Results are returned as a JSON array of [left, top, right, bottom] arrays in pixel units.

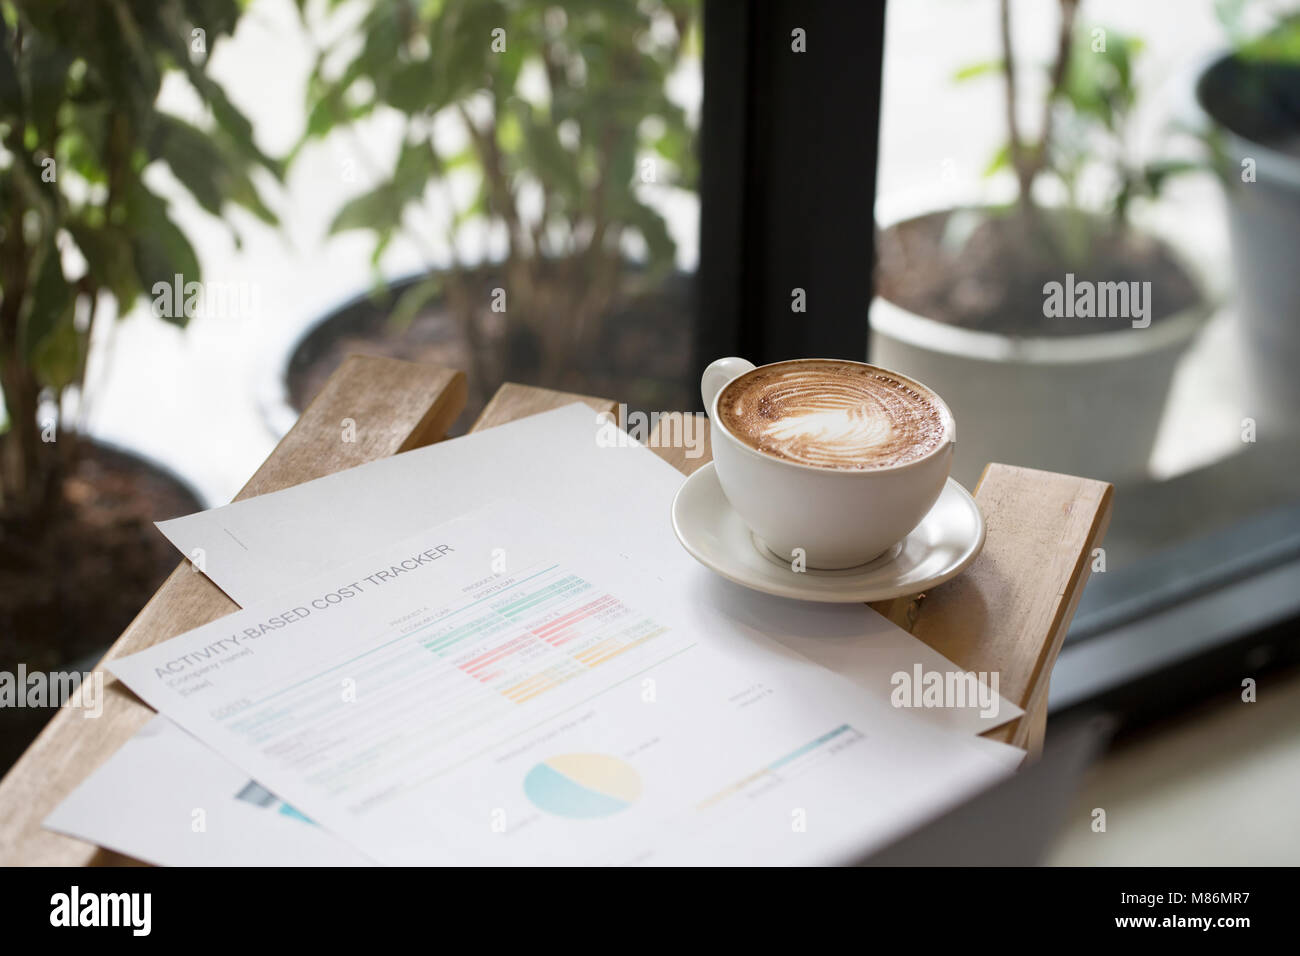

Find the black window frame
[[696, 0, 886, 380]]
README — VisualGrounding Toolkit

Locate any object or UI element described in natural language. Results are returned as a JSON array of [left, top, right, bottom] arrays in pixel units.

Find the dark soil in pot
[[875, 209, 1202, 336], [1197, 56, 1300, 158], [287, 268, 695, 433], [0, 442, 201, 771]]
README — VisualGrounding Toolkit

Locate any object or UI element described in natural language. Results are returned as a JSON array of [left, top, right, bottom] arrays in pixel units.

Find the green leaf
[[620, 197, 674, 269], [1063, 25, 1145, 131], [123, 183, 201, 327], [651, 121, 696, 188], [512, 100, 581, 198], [953, 60, 1004, 83], [983, 142, 1011, 178], [388, 274, 442, 331], [164, 33, 283, 178], [22, 240, 73, 360], [22, 240, 80, 389], [297, 74, 375, 153], [394, 137, 440, 195], [1143, 158, 1203, 193], [29, 306, 81, 390], [426, 0, 509, 111], [151, 115, 224, 214], [21, 33, 74, 147], [150, 114, 276, 225], [0, 16, 23, 116], [68, 220, 140, 315], [55, 104, 112, 185], [329, 182, 406, 238], [387, 61, 435, 115], [329, 138, 436, 239], [1237, 13, 1300, 63]]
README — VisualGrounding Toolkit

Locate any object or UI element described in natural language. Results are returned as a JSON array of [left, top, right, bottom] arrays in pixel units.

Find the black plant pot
[[0, 439, 203, 773], [260, 267, 696, 439]]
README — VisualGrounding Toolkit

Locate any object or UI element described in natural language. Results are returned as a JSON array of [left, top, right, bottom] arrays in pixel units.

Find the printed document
[[111, 500, 1015, 865]]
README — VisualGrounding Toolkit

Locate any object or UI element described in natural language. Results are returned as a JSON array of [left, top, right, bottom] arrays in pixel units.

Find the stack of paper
[[46, 404, 1023, 866]]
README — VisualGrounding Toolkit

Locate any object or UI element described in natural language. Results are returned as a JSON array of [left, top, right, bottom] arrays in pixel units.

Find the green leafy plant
[[0, 0, 278, 517], [957, 0, 1187, 261], [1215, 0, 1300, 57], [295, 0, 697, 394]]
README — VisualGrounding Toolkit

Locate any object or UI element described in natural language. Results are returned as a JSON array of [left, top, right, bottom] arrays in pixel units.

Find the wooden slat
[[0, 355, 466, 866], [473, 382, 615, 430], [916, 463, 1113, 749]]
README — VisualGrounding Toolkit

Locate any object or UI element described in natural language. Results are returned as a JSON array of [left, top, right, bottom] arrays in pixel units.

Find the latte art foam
[[717, 361, 948, 469]]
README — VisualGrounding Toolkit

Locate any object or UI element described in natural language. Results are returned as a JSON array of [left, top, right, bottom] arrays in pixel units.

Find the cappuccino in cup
[[716, 359, 948, 470], [702, 357, 955, 569]]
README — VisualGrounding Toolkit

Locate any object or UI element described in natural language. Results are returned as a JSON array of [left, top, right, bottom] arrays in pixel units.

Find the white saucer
[[671, 462, 985, 603]]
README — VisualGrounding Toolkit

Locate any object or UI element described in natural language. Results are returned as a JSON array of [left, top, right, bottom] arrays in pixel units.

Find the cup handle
[[701, 357, 756, 415]]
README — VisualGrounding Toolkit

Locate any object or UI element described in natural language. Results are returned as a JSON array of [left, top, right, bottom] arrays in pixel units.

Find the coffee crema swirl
[[716, 361, 948, 470]]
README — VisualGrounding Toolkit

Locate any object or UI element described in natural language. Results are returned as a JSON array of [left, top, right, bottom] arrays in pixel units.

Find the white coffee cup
[[702, 357, 956, 569]]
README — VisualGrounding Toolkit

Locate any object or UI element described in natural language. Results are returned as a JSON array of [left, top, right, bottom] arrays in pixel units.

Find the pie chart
[[523, 753, 642, 819]]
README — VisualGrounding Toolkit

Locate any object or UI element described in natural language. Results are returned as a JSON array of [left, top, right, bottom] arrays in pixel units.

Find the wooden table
[[0, 355, 1113, 865]]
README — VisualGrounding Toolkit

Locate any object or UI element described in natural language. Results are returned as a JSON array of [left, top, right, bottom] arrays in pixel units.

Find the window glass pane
[[876, 1, 1300, 596]]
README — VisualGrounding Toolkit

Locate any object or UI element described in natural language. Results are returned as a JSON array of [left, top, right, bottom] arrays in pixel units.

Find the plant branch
[[1001, 0, 1079, 213], [999, 0, 1030, 210], [456, 102, 527, 266], [0, 180, 36, 511], [1037, 0, 1080, 180]]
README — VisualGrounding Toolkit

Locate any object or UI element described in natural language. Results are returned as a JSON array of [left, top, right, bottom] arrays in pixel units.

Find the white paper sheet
[[44, 716, 369, 866], [109, 500, 1016, 866]]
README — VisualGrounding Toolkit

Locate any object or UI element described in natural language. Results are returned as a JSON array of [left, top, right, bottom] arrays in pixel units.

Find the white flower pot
[[870, 201, 1211, 487], [1196, 55, 1300, 429]]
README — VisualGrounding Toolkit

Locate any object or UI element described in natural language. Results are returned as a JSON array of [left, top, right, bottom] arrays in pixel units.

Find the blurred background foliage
[[953, 1, 1192, 263], [0, 0, 277, 517], [294, 0, 699, 394]]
